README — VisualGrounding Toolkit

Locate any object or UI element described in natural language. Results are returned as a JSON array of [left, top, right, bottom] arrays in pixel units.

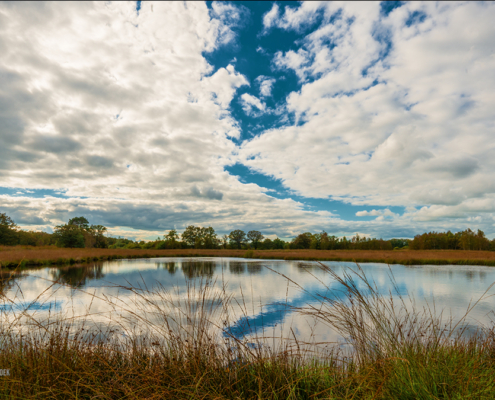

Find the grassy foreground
[[2, 246, 495, 267], [1, 264, 495, 399]]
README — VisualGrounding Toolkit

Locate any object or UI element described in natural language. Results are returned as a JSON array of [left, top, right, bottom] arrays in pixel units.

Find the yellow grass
[[1, 246, 495, 267], [2, 262, 495, 398]]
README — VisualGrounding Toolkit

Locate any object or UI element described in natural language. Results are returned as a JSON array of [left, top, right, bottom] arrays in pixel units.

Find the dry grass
[[1, 262, 495, 399], [1, 246, 495, 267]]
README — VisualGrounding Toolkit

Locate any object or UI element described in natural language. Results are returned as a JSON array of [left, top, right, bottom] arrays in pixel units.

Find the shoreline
[[2, 247, 495, 268]]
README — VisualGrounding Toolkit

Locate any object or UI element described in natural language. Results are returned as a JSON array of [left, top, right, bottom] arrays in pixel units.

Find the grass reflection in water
[[0, 262, 495, 399]]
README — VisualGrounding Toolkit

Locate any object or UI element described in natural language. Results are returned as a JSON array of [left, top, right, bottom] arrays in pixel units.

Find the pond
[[1, 257, 494, 351]]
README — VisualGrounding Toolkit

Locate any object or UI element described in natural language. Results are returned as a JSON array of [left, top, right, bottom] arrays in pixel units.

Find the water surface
[[2, 258, 494, 348]]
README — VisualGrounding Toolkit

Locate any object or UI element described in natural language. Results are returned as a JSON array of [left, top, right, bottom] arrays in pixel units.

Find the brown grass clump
[[1, 263, 495, 398], [1, 246, 495, 268]]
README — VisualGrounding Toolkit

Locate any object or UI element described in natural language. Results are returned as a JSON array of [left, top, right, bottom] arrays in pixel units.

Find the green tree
[[108, 237, 133, 249], [201, 227, 218, 249], [53, 224, 85, 248], [229, 229, 246, 249], [68, 216, 89, 230], [261, 238, 273, 250], [292, 232, 312, 249], [18, 230, 54, 246], [390, 238, 409, 249], [0, 213, 19, 246], [247, 230, 264, 249], [89, 225, 108, 248], [310, 233, 322, 249], [320, 232, 330, 250], [165, 229, 180, 242], [221, 234, 229, 249], [272, 238, 286, 249], [161, 229, 181, 249], [54, 217, 108, 248], [181, 226, 201, 248]]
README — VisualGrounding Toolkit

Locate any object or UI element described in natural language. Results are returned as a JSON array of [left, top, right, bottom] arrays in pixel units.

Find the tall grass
[[0, 262, 494, 398], [287, 263, 495, 398], [2, 246, 495, 268]]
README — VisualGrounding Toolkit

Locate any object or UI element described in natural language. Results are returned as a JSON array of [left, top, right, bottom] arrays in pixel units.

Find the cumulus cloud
[[2, 1, 495, 240], [262, 2, 323, 33], [256, 76, 277, 97], [262, 4, 280, 32], [356, 209, 397, 218], [190, 185, 223, 201], [239, 1, 495, 235], [240, 93, 266, 115], [0, 1, 328, 236], [0, 192, 348, 240], [210, 1, 250, 46]]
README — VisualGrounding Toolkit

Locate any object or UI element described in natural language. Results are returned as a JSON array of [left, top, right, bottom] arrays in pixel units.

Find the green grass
[[0, 263, 494, 399]]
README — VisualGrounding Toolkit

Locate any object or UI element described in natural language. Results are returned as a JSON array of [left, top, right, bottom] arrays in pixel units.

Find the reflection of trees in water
[[156, 262, 178, 275], [296, 262, 318, 271], [51, 264, 105, 288], [0, 271, 27, 296], [246, 263, 263, 274], [463, 270, 487, 281], [406, 266, 490, 283], [181, 261, 216, 279], [229, 262, 245, 275], [465, 270, 475, 281]]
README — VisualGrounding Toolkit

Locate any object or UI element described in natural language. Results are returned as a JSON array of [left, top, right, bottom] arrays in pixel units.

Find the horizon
[[1, 1, 494, 241]]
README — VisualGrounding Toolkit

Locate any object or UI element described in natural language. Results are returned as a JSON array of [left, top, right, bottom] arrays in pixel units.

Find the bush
[[53, 224, 85, 248]]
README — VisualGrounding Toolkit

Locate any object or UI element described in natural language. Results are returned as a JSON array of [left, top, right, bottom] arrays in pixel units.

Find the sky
[[1, 1, 494, 241]]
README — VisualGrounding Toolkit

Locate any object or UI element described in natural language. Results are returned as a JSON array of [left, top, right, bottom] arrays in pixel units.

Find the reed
[[0, 263, 494, 398], [288, 263, 495, 398], [2, 246, 495, 268]]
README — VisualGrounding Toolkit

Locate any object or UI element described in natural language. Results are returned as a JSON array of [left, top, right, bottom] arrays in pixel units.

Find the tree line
[[409, 229, 494, 251], [1, 212, 495, 251], [0, 214, 108, 248]]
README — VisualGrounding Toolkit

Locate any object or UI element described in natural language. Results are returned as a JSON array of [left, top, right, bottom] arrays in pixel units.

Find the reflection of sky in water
[[0, 300, 63, 312], [1, 258, 495, 345]]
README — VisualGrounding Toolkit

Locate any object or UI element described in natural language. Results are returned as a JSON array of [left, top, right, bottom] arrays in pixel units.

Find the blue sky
[[0, 1, 494, 240], [209, 1, 405, 222]]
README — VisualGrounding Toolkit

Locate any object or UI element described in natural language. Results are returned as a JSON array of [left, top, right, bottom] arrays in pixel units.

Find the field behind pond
[[1, 246, 495, 267]]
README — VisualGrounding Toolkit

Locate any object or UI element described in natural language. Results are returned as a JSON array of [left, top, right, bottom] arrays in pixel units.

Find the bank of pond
[[1, 258, 495, 398], [2, 247, 495, 269]]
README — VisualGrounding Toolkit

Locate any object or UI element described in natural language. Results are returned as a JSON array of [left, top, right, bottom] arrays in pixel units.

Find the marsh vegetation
[[2, 246, 495, 269], [1, 260, 495, 398]]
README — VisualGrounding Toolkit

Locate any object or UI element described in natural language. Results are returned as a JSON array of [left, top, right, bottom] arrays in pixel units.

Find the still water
[[1, 258, 494, 348]]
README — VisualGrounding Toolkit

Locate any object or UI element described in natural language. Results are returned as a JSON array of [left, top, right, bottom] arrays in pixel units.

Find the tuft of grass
[[0, 262, 495, 399], [286, 262, 495, 399], [244, 249, 254, 258]]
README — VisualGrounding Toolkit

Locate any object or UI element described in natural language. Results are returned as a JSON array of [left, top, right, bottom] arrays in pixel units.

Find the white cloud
[[240, 93, 266, 115], [356, 210, 381, 217], [0, 193, 344, 239], [210, 1, 250, 46], [0, 1, 331, 237], [239, 1, 495, 235], [0, 1, 242, 194], [256, 46, 267, 55], [256, 76, 276, 97], [356, 209, 397, 218], [2, 1, 495, 240], [262, 2, 323, 33], [262, 3, 280, 31]]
